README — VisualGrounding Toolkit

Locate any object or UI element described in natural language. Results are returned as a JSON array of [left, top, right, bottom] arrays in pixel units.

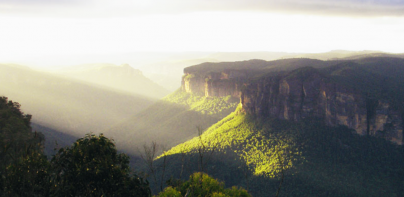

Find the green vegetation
[[320, 61, 404, 108], [163, 90, 238, 116], [50, 134, 151, 197], [4, 56, 404, 196], [0, 97, 151, 196], [108, 89, 238, 157], [2, 133, 151, 196], [184, 57, 404, 109], [157, 56, 404, 196], [184, 59, 327, 78], [154, 106, 404, 197], [183, 74, 195, 82], [0, 96, 246, 197], [4, 147, 50, 196], [159, 172, 250, 197], [163, 105, 301, 178], [0, 96, 44, 196]]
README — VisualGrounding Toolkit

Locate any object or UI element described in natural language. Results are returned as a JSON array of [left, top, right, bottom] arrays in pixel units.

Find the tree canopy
[[2, 132, 151, 196], [159, 172, 251, 197], [0, 96, 45, 196], [50, 133, 151, 197]]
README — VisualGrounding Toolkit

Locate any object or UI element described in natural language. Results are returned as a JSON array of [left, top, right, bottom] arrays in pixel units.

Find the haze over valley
[[1, 0, 404, 196]]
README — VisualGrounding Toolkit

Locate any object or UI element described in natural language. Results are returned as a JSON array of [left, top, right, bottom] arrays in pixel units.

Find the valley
[[0, 63, 159, 155], [2, 0, 404, 195], [1, 52, 404, 196]]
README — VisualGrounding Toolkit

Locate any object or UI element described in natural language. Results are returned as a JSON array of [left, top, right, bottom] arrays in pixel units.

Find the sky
[[0, 0, 404, 66]]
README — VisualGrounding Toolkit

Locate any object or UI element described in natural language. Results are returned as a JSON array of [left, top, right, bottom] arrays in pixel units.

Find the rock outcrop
[[181, 66, 403, 145], [182, 69, 246, 98]]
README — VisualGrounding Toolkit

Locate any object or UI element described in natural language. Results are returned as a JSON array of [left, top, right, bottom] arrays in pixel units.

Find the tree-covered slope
[[320, 61, 404, 107], [137, 56, 404, 196], [153, 106, 404, 197], [0, 97, 44, 192], [107, 89, 239, 157]]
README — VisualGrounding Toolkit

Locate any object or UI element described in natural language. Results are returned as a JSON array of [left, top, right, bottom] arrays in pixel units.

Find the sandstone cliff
[[182, 69, 246, 98], [181, 59, 404, 144]]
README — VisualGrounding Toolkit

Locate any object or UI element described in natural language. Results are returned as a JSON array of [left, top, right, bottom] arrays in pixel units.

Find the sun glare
[[0, 11, 403, 64]]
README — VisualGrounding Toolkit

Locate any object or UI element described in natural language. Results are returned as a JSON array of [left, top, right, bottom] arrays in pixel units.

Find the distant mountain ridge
[[54, 63, 170, 99], [132, 50, 402, 91]]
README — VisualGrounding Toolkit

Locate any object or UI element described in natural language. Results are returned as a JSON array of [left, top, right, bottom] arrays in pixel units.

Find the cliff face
[[181, 68, 403, 144], [182, 69, 246, 98]]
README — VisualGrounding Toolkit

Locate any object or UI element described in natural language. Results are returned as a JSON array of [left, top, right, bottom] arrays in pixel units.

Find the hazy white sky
[[0, 0, 403, 65]]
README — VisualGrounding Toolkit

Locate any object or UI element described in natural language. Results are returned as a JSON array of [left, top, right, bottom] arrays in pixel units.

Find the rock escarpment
[[181, 62, 403, 145], [182, 69, 246, 98], [240, 68, 403, 144]]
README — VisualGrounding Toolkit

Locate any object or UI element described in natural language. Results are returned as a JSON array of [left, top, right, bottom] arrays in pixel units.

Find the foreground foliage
[[4, 150, 50, 196], [50, 134, 151, 197], [0, 96, 45, 196], [158, 172, 250, 197], [2, 133, 151, 196]]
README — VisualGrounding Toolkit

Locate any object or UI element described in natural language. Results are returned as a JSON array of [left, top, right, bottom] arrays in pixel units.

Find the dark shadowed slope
[[30, 123, 77, 156]]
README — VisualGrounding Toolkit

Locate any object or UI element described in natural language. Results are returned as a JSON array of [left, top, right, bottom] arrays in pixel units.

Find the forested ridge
[[151, 106, 404, 197]]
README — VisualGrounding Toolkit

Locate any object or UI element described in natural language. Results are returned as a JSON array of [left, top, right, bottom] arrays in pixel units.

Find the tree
[[275, 151, 285, 197], [140, 141, 170, 193], [4, 148, 50, 196], [0, 96, 150, 196], [0, 96, 42, 168], [196, 126, 216, 173], [140, 141, 159, 191], [239, 153, 252, 192], [0, 96, 44, 196], [50, 133, 151, 197], [158, 172, 251, 197]]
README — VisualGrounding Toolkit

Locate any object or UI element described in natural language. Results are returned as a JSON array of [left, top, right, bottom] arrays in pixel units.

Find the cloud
[[1, 0, 404, 17], [157, 0, 404, 17], [259, 0, 404, 16], [0, 0, 82, 4]]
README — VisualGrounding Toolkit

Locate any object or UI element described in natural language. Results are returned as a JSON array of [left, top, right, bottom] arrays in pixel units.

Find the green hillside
[[153, 106, 404, 197], [108, 89, 239, 157]]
